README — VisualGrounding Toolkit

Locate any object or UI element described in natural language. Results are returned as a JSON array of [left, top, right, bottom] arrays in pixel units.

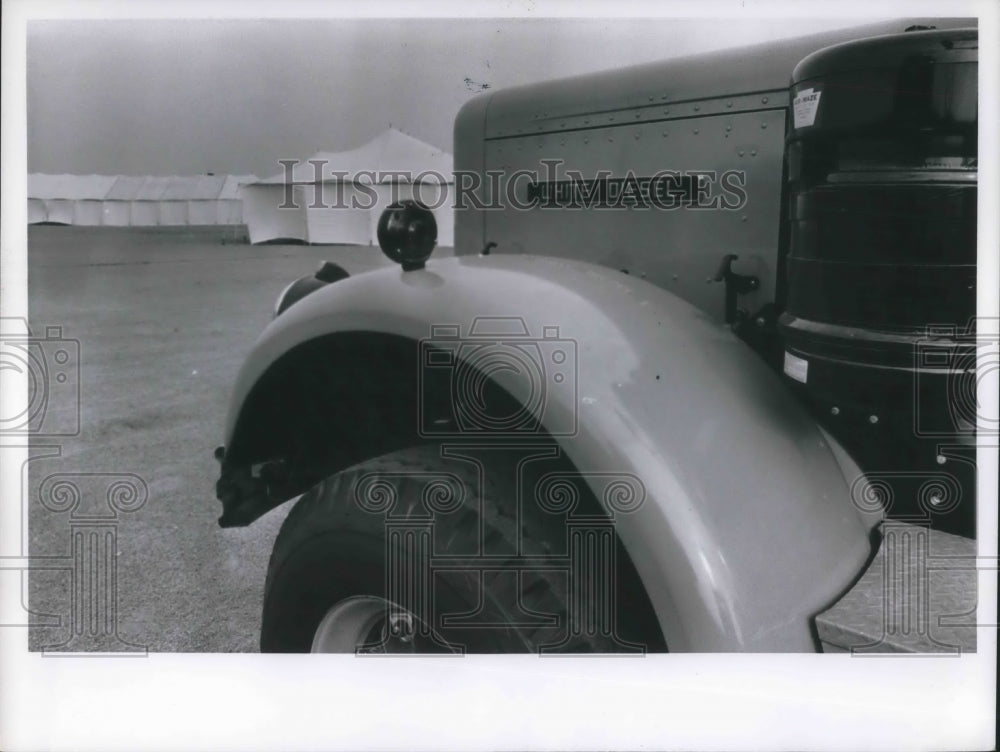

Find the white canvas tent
[[217, 175, 254, 225], [28, 174, 119, 226], [28, 173, 258, 226], [102, 175, 144, 226], [162, 175, 224, 225], [132, 176, 173, 225], [241, 184, 306, 242], [242, 129, 454, 246]]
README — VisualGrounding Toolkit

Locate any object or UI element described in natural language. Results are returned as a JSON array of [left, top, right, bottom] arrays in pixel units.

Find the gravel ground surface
[[26, 225, 451, 652]]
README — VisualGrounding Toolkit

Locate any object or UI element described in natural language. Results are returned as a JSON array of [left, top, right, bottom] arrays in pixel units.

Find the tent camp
[[28, 174, 120, 226], [28, 174, 257, 226], [101, 176, 144, 226], [217, 175, 250, 225], [242, 129, 454, 247]]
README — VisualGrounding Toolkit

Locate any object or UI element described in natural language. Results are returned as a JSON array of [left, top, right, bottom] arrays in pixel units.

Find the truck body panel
[[222, 253, 876, 650], [454, 18, 975, 326]]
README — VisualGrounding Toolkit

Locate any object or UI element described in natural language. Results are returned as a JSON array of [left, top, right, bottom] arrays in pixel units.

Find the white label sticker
[[783, 351, 809, 384], [792, 87, 822, 129]]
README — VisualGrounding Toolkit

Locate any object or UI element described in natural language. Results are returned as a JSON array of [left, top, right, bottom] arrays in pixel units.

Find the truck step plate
[[816, 523, 977, 653]]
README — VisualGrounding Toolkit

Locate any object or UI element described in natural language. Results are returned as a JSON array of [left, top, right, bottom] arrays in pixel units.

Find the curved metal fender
[[224, 254, 875, 651]]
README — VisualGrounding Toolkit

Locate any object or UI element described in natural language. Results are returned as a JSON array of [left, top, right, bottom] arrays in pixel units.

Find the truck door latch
[[714, 254, 760, 325]]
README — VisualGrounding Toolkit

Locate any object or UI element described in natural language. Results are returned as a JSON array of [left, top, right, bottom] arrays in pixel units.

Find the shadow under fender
[[218, 254, 876, 651], [261, 445, 666, 653]]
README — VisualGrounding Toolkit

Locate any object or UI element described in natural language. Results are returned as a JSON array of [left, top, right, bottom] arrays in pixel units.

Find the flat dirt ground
[[25, 225, 449, 652]]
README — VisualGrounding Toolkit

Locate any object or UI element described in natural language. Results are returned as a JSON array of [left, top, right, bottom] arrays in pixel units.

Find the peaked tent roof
[[133, 176, 174, 200], [30, 174, 262, 201], [256, 128, 452, 185], [161, 175, 226, 200], [104, 175, 147, 200], [219, 174, 258, 199]]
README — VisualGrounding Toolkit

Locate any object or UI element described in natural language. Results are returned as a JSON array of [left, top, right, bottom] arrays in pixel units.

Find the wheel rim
[[310, 595, 458, 654]]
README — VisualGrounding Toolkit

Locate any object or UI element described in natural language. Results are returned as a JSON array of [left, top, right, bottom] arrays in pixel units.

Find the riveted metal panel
[[453, 93, 492, 254], [478, 19, 973, 141], [482, 105, 787, 322], [451, 18, 977, 325], [488, 90, 788, 139]]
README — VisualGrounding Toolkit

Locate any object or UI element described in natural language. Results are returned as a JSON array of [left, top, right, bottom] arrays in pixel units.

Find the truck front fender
[[219, 253, 875, 651]]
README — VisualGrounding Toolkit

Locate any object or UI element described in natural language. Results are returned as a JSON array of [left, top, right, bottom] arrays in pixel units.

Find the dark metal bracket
[[714, 253, 760, 325]]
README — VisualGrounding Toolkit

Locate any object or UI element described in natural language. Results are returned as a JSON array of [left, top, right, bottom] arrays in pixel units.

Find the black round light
[[376, 200, 437, 271]]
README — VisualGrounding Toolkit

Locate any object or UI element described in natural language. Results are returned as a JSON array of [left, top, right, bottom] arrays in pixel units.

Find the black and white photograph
[[1, 1, 996, 749]]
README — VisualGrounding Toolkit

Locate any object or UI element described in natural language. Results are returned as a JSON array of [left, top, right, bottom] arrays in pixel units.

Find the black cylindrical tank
[[778, 28, 979, 537]]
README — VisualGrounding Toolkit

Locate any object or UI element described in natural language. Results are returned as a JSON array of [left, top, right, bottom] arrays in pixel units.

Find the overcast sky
[[27, 17, 900, 177]]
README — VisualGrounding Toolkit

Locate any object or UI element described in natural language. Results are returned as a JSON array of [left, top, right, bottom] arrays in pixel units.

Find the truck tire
[[260, 445, 659, 653]]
